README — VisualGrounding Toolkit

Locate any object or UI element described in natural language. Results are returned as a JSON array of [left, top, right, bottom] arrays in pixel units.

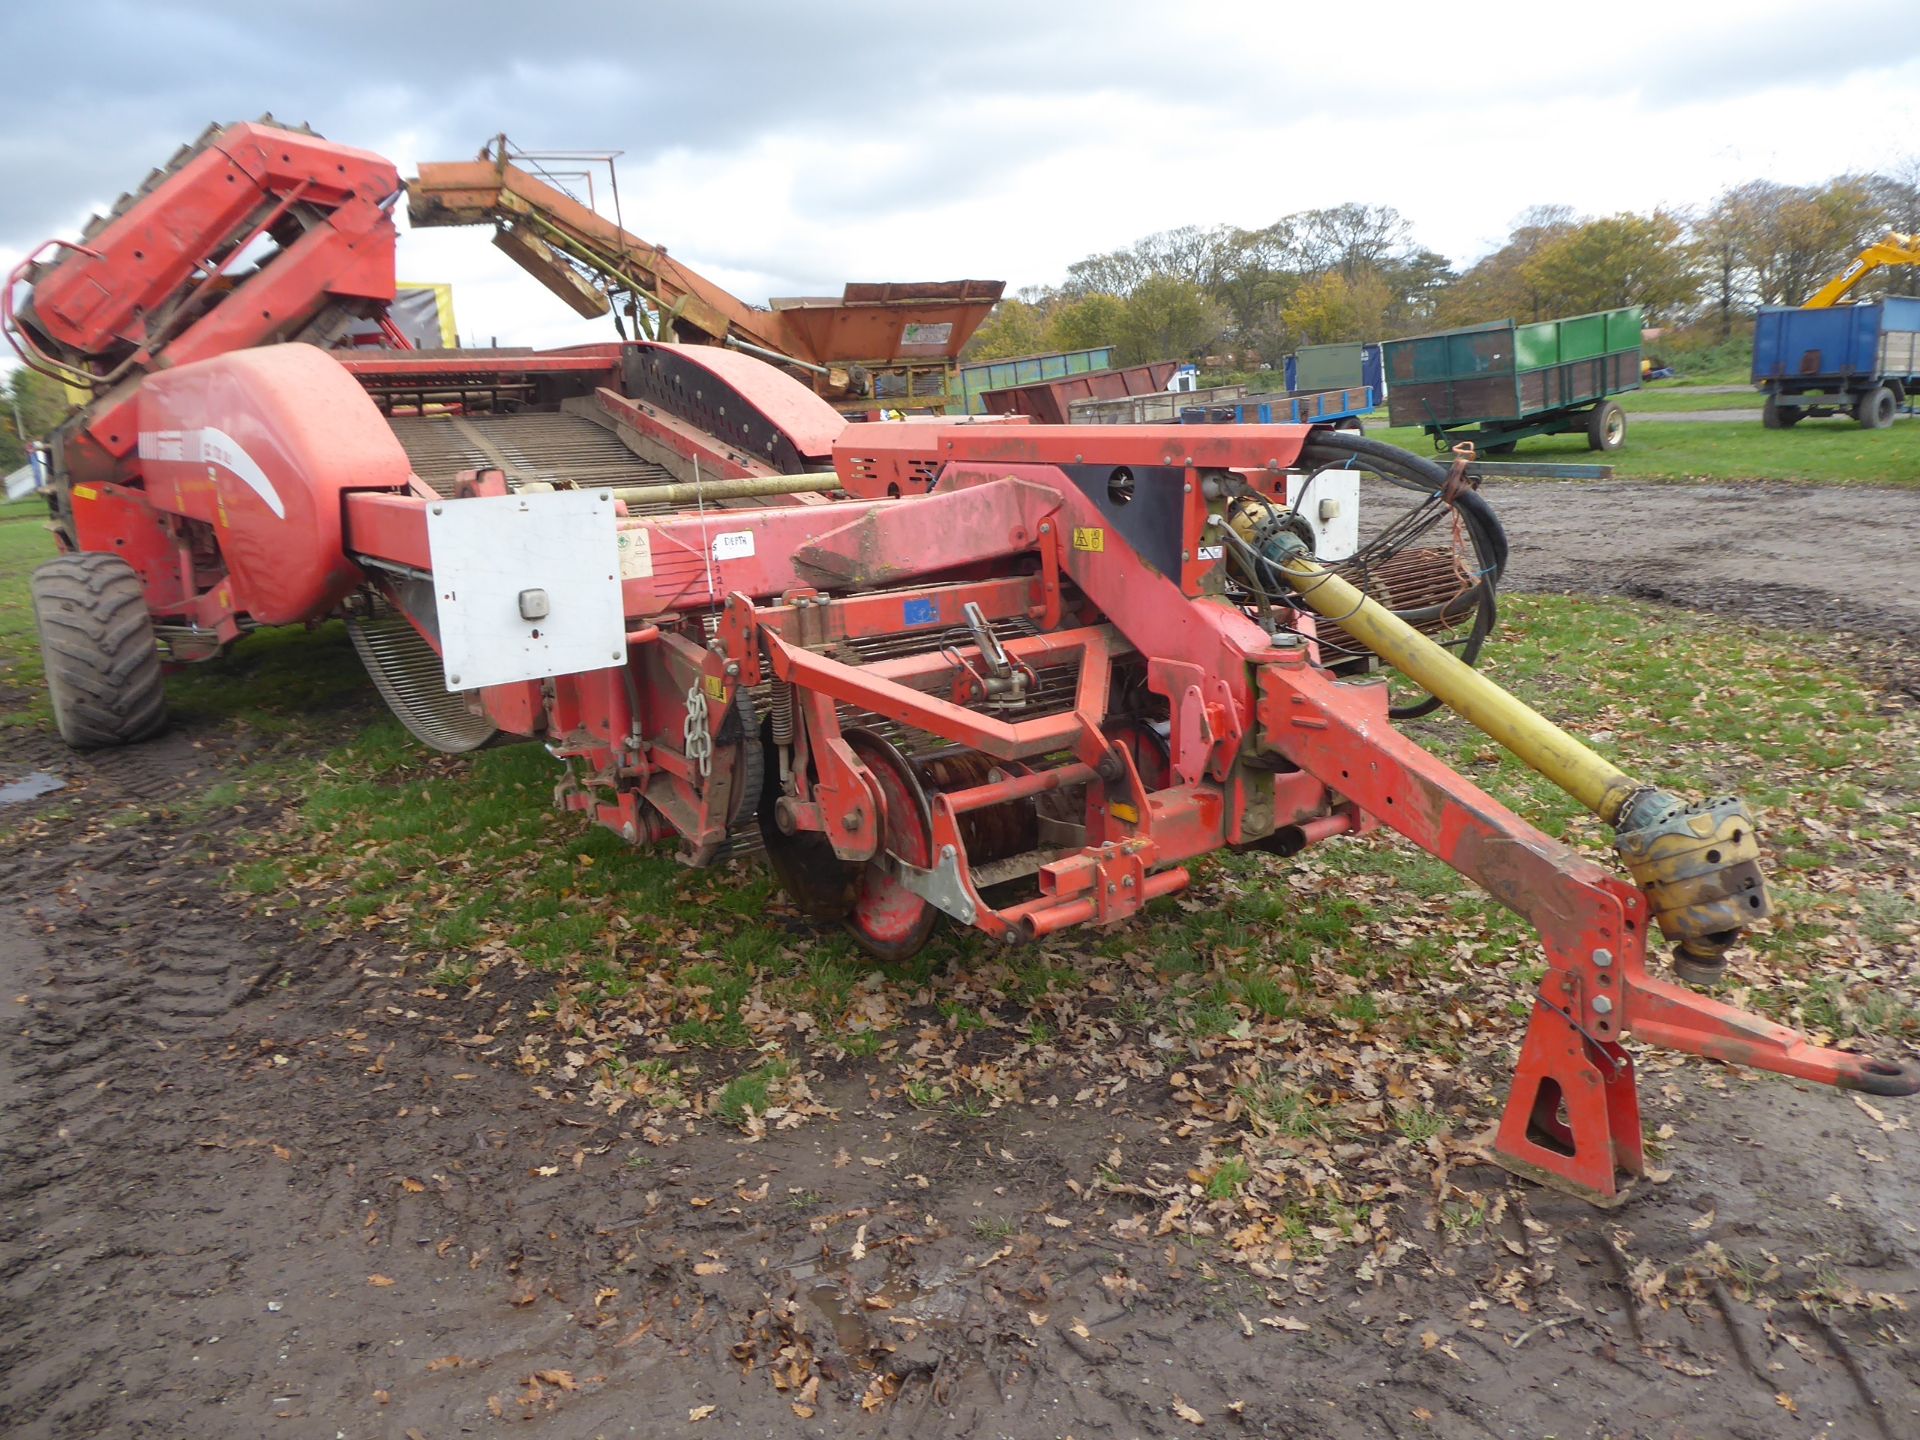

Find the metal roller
[[347, 612, 498, 753]]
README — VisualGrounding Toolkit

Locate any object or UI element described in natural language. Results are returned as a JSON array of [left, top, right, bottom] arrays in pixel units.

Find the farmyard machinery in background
[[10, 120, 1917, 1207]]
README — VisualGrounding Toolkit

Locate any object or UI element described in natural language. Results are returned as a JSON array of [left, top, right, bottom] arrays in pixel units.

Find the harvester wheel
[[1762, 394, 1803, 429], [842, 729, 939, 964], [30, 552, 168, 750], [1586, 401, 1626, 452], [759, 717, 858, 923], [1856, 385, 1896, 430]]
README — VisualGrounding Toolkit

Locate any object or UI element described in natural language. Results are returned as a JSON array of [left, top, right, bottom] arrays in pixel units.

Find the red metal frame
[[347, 423, 1920, 1203], [19, 119, 1913, 1204]]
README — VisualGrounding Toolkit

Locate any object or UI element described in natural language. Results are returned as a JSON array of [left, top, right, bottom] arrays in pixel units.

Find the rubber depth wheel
[[31, 552, 168, 750], [842, 729, 939, 963], [758, 716, 858, 922], [1856, 385, 1896, 430], [1586, 401, 1626, 452], [1762, 393, 1804, 429]]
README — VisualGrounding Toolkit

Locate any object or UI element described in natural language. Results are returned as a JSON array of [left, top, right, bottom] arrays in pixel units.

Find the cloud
[[2, 0, 1918, 359]]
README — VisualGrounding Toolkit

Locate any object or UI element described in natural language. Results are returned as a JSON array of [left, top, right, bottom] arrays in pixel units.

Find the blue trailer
[[1752, 298, 1920, 429], [1179, 385, 1373, 428], [1284, 342, 1386, 403]]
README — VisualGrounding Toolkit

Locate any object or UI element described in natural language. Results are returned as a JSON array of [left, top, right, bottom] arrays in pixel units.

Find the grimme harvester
[[12, 121, 1916, 1204]]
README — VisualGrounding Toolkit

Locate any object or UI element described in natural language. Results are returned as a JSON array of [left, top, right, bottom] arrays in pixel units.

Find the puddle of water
[[0, 771, 66, 805], [809, 1282, 877, 1360], [807, 1269, 930, 1365]]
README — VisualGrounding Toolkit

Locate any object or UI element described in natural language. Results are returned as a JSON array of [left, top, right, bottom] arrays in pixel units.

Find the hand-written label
[[1071, 527, 1104, 553], [713, 530, 756, 560], [617, 527, 654, 580]]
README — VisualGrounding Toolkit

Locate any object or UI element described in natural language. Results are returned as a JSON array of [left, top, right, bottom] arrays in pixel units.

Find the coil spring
[[770, 679, 795, 747]]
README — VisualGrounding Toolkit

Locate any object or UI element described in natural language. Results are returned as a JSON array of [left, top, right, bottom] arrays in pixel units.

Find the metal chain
[[682, 680, 712, 779]]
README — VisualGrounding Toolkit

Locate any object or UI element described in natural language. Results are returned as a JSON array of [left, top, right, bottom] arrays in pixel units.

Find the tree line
[[0, 368, 69, 476], [964, 161, 1920, 367]]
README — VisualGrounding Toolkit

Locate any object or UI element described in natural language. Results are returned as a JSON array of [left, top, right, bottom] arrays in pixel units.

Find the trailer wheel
[[1482, 441, 1518, 457], [1856, 385, 1896, 430], [1762, 394, 1804, 429], [30, 552, 168, 750], [1586, 401, 1626, 451]]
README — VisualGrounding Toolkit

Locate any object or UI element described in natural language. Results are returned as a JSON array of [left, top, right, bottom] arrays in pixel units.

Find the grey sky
[[3, 0, 1917, 353]]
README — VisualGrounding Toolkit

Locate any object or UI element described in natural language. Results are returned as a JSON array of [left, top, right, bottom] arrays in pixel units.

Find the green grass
[[1621, 387, 1762, 413], [1365, 416, 1920, 486], [1206, 1156, 1253, 1199], [0, 511, 54, 721], [714, 1058, 791, 1128]]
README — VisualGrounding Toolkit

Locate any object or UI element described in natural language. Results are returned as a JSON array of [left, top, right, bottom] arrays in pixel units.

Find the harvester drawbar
[[13, 121, 1917, 1205]]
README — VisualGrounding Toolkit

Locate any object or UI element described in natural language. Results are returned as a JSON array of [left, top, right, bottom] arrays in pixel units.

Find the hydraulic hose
[[1291, 431, 1508, 717], [1298, 430, 1509, 578]]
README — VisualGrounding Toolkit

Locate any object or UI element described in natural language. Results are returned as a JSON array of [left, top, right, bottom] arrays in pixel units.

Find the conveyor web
[[387, 411, 675, 498]]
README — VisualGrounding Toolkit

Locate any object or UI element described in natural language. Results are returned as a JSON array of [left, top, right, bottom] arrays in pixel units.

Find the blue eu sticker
[[902, 597, 939, 627]]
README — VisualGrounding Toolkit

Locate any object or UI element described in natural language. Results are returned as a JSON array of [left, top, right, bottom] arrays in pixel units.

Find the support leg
[[1493, 998, 1645, 1205]]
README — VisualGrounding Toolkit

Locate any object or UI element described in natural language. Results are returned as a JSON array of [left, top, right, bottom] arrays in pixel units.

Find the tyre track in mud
[[4, 743, 1917, 1439]]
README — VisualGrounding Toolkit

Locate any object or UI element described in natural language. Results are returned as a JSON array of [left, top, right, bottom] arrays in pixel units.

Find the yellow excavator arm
[[1802, 232, 1920, 308]]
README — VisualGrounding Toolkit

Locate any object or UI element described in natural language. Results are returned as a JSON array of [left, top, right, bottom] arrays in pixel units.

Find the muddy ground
[[1401, 476, 1920, 694], [6, 479, 1920, 1440]]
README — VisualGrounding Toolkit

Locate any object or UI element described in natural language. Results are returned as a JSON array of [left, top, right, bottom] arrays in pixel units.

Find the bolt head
[[725, 661, 740, 677], [1592, 948, 1614, 967], [1592, 995, 1615, 1015], [449, 674, 461, 686], [842, 811, 862, 831]]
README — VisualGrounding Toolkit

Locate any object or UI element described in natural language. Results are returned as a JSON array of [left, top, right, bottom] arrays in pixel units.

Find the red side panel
[[136, 344, 413, 624]]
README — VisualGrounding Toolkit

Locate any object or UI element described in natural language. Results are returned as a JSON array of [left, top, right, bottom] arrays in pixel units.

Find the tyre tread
[[30, 553, 169, 750]]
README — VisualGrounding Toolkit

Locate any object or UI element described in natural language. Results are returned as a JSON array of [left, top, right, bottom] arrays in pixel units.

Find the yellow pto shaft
[[1276, 556, 1643, 824], [1271, 550, 1771, 977]]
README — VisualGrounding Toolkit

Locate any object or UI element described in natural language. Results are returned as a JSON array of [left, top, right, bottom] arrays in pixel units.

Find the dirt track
[[1427, 476, 1920, 689], [5, 479, 1920, 1439]]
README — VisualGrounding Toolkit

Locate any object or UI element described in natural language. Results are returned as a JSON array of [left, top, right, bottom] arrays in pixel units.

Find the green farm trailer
[[1384, 307, 1642, 453]]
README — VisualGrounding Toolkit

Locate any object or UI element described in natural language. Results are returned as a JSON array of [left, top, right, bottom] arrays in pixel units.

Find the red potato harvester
[[11, 120, 1915, 1205]]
